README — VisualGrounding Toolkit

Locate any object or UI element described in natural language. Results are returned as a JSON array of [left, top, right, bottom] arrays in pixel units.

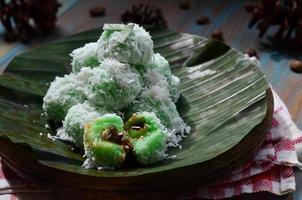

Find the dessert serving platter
[[0, 27, 273, 199]]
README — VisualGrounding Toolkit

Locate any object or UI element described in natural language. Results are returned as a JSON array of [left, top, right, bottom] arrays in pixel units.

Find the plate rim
[[0, 27, 273, 197]]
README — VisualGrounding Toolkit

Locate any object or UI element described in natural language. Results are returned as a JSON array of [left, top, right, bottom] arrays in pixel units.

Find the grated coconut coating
[[43, 74, 86, 122], [70, 42, 101, 73], [139, 53, 180, 102]]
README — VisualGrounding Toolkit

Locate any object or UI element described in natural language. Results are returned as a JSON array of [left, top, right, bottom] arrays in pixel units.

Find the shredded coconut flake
[[188, 69, 216, 79], [45, 124, 50, 129], [47, 133, 57, 141], [167, 155, 177, 159]]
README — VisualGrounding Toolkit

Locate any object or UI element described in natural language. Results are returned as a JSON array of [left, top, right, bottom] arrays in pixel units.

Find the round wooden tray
[[0, 88, 273, 199]]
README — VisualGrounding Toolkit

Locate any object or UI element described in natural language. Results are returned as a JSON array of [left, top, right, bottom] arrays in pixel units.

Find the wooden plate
[[0, 27, 273, 199]]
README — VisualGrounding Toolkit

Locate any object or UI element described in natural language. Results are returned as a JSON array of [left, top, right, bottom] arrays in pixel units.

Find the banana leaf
[[0, 27, 272, 186]]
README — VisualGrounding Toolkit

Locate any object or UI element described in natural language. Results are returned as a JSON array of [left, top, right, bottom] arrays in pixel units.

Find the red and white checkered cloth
[[0, 89, 301, 199], [196, 89, 302, 199]]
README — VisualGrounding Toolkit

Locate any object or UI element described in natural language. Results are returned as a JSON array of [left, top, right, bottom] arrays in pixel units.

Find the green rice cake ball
[[124, 112, 165, 139], [133, 130, 167, 165], [43, 74, 86, 122], [98, 23, 154, 65], [125, 112, 167, 165], [74, 67, 96, 87], [87, 59, 142, 111], [125, 85, 189, 147], [57, 102, 102, 149], [70, 42, 100, 73], [143, 53, 172, 81], [83, 114, 127, 168], [140, 53, 180, 102]]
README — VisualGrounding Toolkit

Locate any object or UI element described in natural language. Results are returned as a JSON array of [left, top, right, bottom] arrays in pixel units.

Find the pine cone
[[30, 0, 61, 35], [121, 4, 168, 28], [0, 0, 61, 42], [245, 0, 302, 41]]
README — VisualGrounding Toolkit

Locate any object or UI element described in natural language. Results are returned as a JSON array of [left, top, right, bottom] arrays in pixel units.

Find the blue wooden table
[[0, 0, 301, 199], [1, 0, 301, 129]]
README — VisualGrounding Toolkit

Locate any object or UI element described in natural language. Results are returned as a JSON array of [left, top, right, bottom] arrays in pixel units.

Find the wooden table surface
[[1, 0, 301, 129], [0, 0, 301, 199]]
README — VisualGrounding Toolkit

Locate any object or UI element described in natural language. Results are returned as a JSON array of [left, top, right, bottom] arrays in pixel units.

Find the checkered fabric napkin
[[195, 89, 302, 199], [0, 89, 301, 200]]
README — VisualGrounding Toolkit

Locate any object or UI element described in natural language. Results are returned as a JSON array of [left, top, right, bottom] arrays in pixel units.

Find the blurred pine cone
[[245, 0, 302, 41], [121, 4, 168, 28], [30, 0, 61, 34], [0, 0, 61, 42]]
